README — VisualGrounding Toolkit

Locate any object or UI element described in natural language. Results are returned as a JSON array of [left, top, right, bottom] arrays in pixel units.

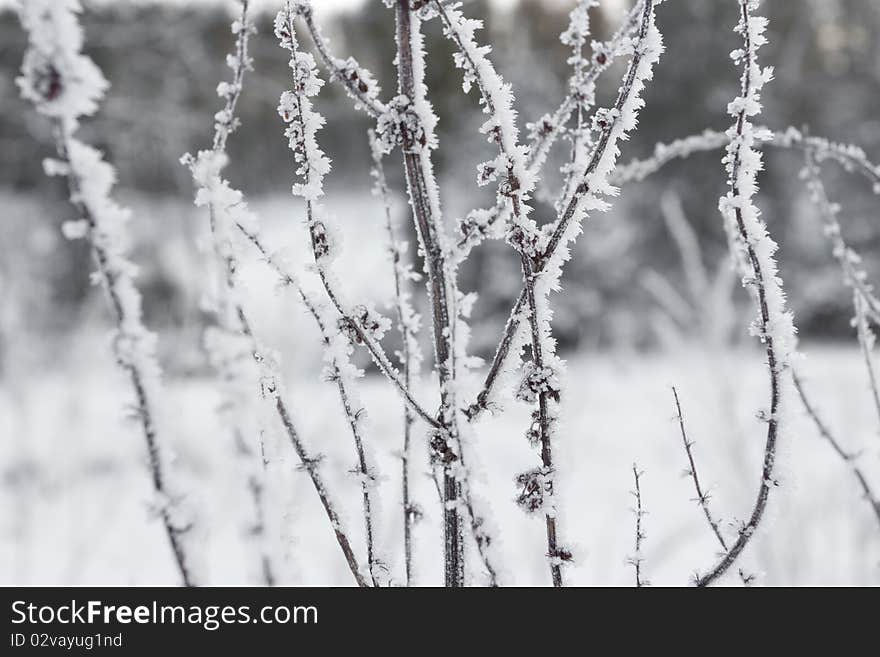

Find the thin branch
[[234, 222, 441, 431], [370, 128, 423, 586], [628, 464, 647, 587], [277, 6, 389, 586], [854, 292, 880, 428], [671, 388, 755, 586], [672, 387, 728, 551], [611, 126, 880, 194], [792, 372, 880, 528], [295, 2, 386, 119]]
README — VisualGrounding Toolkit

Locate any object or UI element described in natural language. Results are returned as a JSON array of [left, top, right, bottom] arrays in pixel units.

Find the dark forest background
[[2, 0, 879, 371]]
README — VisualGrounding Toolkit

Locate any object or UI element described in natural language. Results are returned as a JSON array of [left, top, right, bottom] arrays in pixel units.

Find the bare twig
[[672, 387, 754, 585], [369, 128, 423, 586], [672, 387, 727, 550], [792, 372, 880, 527], [628, 464, 647, 587], [854, 293, 880, 428]]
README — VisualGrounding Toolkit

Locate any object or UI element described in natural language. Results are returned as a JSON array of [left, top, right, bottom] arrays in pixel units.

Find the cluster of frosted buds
[[410, 0, 439, 19], [476, 157, 501, 187], [591, 106, 621, 132], [506, 224, 547, 261], [591, 46, 609, 67], [307, 220, 333, 261], [515, 468, 551, 514], [452, 51, 479, 94], [375, 95, 425, 154], [26, 59, 63, 102], [338, 305, 391, 346], [458, 208, 496, 245], [213, 17, 255, 139], [516, 364, 562, 404], [336, 57, 381, 98], [527, 114, 558, 141], [429, 429, 458, 466]]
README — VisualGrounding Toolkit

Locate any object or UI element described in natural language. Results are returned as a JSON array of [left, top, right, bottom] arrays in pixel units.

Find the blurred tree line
[[1, 0, 879, 365]]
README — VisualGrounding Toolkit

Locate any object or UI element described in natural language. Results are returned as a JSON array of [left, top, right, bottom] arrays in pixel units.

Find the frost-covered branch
[[627, 464, 647, 587], [612, 126, 880, 192], [802, 150, 880, 327], [235, 221, 440, 431], [455, 0, 646, 257], [183, 1, 275, 586], [17, 0, 198, 586], [369, 129, 424, 586], [466, 0, 664, 424], [694, 0, 798, 587]]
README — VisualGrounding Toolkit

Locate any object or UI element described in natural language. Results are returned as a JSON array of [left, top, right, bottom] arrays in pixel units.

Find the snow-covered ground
[[2, 341, 877, 586]]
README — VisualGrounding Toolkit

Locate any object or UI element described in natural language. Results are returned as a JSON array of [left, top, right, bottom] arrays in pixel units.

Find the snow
[[3, 343, 876, 586]]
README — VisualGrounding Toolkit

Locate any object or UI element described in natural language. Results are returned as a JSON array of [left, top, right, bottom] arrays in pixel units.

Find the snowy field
[[2, 341, 877, 587]]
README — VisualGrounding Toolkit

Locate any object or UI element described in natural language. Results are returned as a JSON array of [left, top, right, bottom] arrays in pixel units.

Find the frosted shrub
[[16, 0, 880, 587]]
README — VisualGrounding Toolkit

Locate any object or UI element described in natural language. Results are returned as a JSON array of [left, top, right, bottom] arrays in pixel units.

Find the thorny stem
[[53, 126, 195, 587], [672, 387, 728, 551], [395, 0, 464, 587], [696, 0, 784, 587], [225, 228, 371, 586], [792, 373, 880, 528], [370, 130, 420, 585], [272, 394, 370, 587], [466, 0, 657, 421], [671, 387, 753, 585], [629, 464, 646, 587]]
